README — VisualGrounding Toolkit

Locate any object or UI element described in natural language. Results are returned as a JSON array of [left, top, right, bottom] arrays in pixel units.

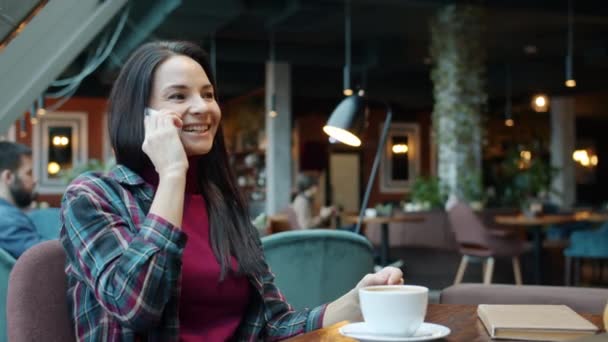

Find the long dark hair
[[108, 41, 265, 279]]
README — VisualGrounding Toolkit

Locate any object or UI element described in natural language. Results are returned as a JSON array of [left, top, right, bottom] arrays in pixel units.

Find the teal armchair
[[0, 248, 16, 342], [564, 223, 608, 286], [27, 208, 61, 240], [261, 229, 374, 310]]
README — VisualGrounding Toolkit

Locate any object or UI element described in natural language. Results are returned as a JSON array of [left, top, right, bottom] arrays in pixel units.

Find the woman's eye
[[203, 92, 214, 99], [168, 93, 185, 100]]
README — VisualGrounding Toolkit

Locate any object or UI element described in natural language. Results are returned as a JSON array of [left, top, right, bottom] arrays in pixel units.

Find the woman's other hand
[[142, 110, 188, 178], [323, 266, 404, 327], [355, 266, 404, 290]]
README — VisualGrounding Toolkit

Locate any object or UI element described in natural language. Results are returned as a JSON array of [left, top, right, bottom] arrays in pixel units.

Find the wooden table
[[495, 213, 608, 284], [286, 304, 605, 341], [344, 215, 425, 266], [572, 211, 608, 223]]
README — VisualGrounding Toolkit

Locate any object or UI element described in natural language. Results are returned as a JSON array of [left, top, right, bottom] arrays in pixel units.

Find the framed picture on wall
[[32, 111, 88, 194], [379, 122, 420, 193]]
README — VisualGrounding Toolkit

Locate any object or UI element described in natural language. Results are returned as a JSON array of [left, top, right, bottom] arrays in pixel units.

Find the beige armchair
[[447, 200, 530, 285]]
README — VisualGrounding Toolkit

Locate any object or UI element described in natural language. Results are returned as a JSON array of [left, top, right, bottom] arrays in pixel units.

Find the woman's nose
[[188, 95, 208, 115]]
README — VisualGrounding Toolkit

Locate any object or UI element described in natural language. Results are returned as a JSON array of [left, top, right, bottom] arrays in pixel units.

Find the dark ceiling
[[73, 0, 608, 112]]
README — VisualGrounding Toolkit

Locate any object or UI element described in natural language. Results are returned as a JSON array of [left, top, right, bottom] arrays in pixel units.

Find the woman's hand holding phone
[[142, 108, 188, 178]]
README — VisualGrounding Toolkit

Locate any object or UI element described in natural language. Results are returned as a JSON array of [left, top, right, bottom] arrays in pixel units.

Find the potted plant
[[407, 176, 447, 211], [494, 147, 560, 212], [61, 158, 115, 184]]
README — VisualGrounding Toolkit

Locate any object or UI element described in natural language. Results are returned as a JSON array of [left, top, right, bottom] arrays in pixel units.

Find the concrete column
[[265, 62, 292, 215], [550, 96, 576, 208]]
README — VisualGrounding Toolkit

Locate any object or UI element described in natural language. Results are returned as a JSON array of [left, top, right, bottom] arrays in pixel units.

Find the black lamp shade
[[323, 95, 367, 147]]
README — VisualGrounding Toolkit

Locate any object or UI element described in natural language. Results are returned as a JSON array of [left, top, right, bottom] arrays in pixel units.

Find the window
[[33, 111, 88, 194], [379, 123, 420, 193]]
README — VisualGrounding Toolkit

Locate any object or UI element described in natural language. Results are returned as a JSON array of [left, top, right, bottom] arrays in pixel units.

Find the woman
[[60, 41, 402, 341], [291, 173, 334, 229]]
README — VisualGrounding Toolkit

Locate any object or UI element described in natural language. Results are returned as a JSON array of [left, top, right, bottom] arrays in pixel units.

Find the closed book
[[570, 333, 608, 342], [477, 304, 599, 341]]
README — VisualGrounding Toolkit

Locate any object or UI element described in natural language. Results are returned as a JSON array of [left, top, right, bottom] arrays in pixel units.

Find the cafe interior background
[[2, 0, 608, 293]]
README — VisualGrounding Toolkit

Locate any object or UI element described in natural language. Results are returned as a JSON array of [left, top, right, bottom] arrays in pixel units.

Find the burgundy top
[[142, 159, 251, 341]]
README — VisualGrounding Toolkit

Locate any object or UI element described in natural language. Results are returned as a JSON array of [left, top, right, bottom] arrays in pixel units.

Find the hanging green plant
[[430, 4, 487, 199]]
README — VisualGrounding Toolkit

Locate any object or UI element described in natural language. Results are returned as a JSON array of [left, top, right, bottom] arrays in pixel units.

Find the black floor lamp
[[323, 93, 393, 234]]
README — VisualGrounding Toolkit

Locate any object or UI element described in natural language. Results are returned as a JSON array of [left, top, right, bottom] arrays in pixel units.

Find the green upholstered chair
[[0, 248, 16, 342], [27, 208, 61, 240], [261, 229, 374, 310]]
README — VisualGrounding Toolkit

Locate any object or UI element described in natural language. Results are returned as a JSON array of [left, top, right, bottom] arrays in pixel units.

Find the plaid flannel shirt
[[60, 165, 326, 341]]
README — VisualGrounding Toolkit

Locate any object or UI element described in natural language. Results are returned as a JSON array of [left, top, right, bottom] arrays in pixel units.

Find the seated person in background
[[0, 142, 45, 258], [291, 173, 335, 229]]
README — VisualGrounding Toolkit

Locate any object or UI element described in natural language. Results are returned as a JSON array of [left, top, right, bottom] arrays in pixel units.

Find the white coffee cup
[[359, 285, 428, 336]]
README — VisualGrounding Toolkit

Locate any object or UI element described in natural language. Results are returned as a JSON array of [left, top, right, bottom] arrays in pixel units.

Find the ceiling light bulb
[[565, 79, 576, 88], [505, 119, 514, 127], [47, 162, 61, 175], [535, 96, 546, 107], [532, 94, 549, 112], [591, 155, 598, 166], [392, 144, 409, 154]]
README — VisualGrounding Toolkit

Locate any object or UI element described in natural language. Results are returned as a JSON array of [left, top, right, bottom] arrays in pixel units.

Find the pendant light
[[30, 103, 38, 125], [36, 94, 46, 116], [268, 31, 277, 118], [343, 0, 353, 96], [19, 117, 26, 138], [531, 94, 549, 112], [504, 64, 514, 127], [565, 0, 576, 88]]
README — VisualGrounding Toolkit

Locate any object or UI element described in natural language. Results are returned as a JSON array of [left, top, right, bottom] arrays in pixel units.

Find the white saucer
[[339, 322, 451, 342]]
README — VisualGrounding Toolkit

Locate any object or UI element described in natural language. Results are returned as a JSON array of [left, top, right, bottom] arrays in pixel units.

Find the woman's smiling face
[[148, 55, 221, 156]]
